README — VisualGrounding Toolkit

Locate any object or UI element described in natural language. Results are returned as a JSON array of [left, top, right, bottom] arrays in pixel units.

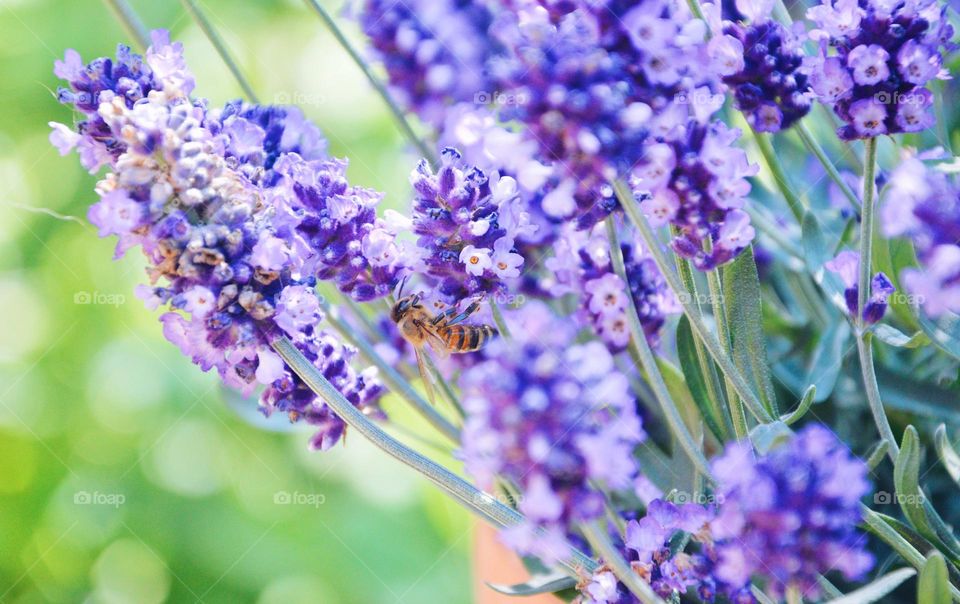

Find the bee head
[[391, 294, 420, 322]]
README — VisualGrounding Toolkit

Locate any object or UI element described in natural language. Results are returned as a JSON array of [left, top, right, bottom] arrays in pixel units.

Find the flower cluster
[[543, 223, 676, 349], [458, 302, 645, 563], [408, 147, 531, 303], [579, 425, 873, 603], [881, 155, 960, 316], [50, 31, 391, 449], [485, 0, 721, 228], [357, 0, 496, 127], [708, 424, 874, 600], [711, 2, 813, 132], [807, 0, 953, 139], [632, 121, 758, 270], [825, 250, 895, 324]]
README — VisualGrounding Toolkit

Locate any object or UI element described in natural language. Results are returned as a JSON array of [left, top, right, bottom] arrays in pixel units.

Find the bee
[[391, 292, 497, 404]]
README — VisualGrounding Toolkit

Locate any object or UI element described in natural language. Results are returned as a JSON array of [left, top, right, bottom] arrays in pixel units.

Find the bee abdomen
[[444, 324, 497, 352]]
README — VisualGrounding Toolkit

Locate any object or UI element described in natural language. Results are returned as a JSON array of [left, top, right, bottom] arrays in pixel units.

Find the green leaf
[[750, 421, 793, 455], [876, 369, 960, 425], [782, 384, 816, 425], [919, 552, 951, 604], [895, 426, 934, 538], [676, 315, 728, 442], [802, 211, 846, 305], [865, 440, 891, 470], [935, 424, 960, 485], [919, 312, 960, 362], [825, 568, 916, 604], [722, 248, 779, 416], [805, 320, 850, 402], [873, 324, 930, 348], [487, 573, 577, 597]]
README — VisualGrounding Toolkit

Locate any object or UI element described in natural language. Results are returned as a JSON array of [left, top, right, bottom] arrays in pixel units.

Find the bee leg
[[443, 300, 482, 326], [429, 305, 459, 326]]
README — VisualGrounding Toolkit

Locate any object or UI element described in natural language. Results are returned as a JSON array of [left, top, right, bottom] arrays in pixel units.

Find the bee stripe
[[466, 327, 481, 350], [449, 326, 465, 350]]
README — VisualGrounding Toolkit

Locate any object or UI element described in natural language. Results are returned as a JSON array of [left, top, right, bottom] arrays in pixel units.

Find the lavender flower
[[708, 424, 874, 599], [50, 31, 390, 450], [710, 2, 813, 132], [881, 155, 960, 316], [825, 250, 895, 324], [459, 302, 645, 563], [807, 0, 953, 140], [408, 147, 532, 303], [357, 0, 496, 127], [486, 1, 721, 228], [631, 121, 758, 270]]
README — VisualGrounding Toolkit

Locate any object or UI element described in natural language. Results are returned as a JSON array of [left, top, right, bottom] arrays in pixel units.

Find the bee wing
[[421, 324, 451, 359], [414, 346, 437, 406]]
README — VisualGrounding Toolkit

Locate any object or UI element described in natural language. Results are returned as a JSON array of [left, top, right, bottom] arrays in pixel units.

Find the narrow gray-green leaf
[[722, 248, 779, 416], [873, 324, 930, 348], [782, 385, 816, 425], [866, 440, 891, 471], [676, 315, 728, 441], [825, 568, 916, 604], [487, 573, 577, 597], [750, 421, 793, 455], [919, 552, 951, 604], [894, 426, 934, 538], [919, 312, 960, 362], [806, 320, 850, 402], [935, 425, 960, 485]]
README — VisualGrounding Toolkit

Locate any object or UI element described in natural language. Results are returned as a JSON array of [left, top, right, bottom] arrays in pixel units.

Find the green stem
[[322, 303, 460, 443], [103, 0, 150, 51], [752, 129, 805, 223], [856, 138, 899, 462], [489, 299, 513, 341], [613, 180, 775, 424], [796, 122, 861, 214], [302, 0, 437, 166], [180, 0, 260, 103], [273, 336, 598, 576], [580, 521, 666, 604], [606, 219, 712, 477], [421, 353, 466, 420]]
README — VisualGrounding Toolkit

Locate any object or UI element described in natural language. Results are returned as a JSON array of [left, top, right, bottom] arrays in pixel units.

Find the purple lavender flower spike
[[712, 4, 813, 132], [51, 30, 392, 450], [881, 155, 960, 317], [825, 250, 894, 324], [807, 0, 953, 140], [357, 0, 496, 127], [631, 121, 758, 270], [459, 303, 645, 562], [408, 147, 532, 303], [707, 424, 874, 600]]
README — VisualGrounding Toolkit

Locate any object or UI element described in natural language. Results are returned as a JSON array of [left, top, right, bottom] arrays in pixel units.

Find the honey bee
[[391, 293, 497, 404]]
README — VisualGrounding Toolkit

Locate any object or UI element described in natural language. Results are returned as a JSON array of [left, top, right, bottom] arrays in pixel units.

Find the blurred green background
[[0, 0, 476, 601]]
